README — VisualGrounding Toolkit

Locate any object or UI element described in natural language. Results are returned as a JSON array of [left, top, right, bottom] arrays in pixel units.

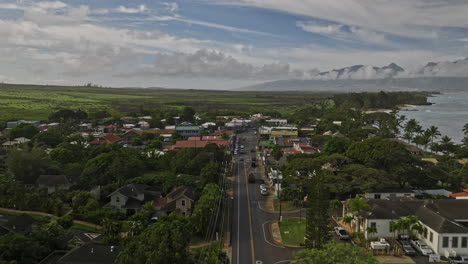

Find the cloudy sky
[[1, 0, 468, 89]]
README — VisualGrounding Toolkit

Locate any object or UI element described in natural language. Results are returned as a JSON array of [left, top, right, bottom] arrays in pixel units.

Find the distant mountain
[[238, 77, 468, 92], [237, 58, 468, 92], [317, 62, 404, 80]]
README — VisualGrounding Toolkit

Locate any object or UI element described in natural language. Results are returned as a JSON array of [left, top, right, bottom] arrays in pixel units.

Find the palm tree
[[366, 226, 378, 241], [345, 197, 370, 232], [439, 136, 457, 155], [463, 123, 468, 136], [427, 126, 441, 146]]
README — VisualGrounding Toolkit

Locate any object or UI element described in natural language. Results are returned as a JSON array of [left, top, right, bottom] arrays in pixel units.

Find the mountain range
[[238, 57, 468, 92]]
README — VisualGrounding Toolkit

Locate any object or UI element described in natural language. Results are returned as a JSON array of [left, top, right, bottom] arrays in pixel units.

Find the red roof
[[188, 137, 201, 141], [283, 148, 302, 154], [165, 140, 229, 151], [90, 134, 122, 145], [450, 189, 468, 198]]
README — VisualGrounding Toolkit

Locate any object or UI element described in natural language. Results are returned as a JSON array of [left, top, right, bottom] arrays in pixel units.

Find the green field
[[0, 83, 329, 122], [279, 217, 306, 246]]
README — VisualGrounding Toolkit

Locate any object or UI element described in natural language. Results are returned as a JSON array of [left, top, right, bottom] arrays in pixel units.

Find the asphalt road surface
[[231, 130, 301, 264]]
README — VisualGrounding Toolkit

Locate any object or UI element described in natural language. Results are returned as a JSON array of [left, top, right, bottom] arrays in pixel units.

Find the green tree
[[295, 242, 379, 264], [129, 202, 155, 236], [32, 128, 64, 148], [115, 214, 192, 264], [271, 144, 283, 162], [191, 183, 221, 235], [427, 126, 441, 146], [6, 148, 51, 184], [323, 137, 352, 155], [305, 170, 330, 249], [181, 106, 196, 123], [200, 162, 220, 185], [101, 218, 122, 244], [8, 123, 39, 139]]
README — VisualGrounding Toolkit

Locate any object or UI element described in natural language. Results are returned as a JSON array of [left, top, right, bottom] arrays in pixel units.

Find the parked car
[[334, 227, 350, 240], [251, 161, 256, 167], [260, 189, 268, 196], [449, 255, 468, 264], [259, 184, 267, 191], [411, 240, 433, 255], [239, 157, 244, 161], [397, 239, 416, 256], [258, 179, 265, 184], [248, 173, 255, 183]]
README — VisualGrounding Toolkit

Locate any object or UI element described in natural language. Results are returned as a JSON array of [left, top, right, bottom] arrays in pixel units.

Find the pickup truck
[[411, 240, 433, 255]]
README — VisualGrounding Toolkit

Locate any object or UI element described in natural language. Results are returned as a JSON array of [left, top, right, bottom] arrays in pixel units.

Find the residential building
[[6, 120, 41, 128], [165, 139, 229, 151], [364, 190, 415, 200], [104, 184, 161, 215], [175, 125, 204, 138], [36, 175, 73, 194], [89, 134, 122, 145], [2, 137, 31, 147], [345, 199, 468, 256], [450, 189, 468, 200], [265, 119, 288, 126], [154, 186, 197, 216], [388, 138, 424, 155]]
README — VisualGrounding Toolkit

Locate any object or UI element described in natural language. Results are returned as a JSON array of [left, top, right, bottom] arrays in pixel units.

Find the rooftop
[[57, 243, 123, 264]]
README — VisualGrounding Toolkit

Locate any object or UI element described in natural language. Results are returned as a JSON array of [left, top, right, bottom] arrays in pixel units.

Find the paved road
[[231, 130, 300, 264]]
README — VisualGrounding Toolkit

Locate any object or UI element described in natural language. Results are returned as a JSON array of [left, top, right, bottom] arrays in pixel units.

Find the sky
[[0, 0, 468, 89]]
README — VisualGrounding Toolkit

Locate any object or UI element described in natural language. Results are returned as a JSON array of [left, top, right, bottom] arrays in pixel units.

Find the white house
[[364, 190, 415, 200], [347, 199, 468, 256]]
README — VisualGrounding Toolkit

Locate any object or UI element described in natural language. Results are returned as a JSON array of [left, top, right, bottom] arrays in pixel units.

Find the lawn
[[0, 83, 330, 122], [279, 217, 306, 247], [273, 200, 302, 212]]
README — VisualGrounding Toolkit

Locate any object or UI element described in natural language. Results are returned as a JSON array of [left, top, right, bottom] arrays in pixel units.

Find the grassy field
[[279, 217, 306, 246], [0, 83, 330, 122]]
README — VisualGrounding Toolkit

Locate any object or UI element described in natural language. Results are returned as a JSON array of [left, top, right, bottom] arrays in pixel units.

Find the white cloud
[[116, 4, 148, 14], [117, 49, 299, 80], [163, 2, 179, 13], [233, 0, 468, 39], [297, 21, 387, 44], [297, 21, 343, 35]]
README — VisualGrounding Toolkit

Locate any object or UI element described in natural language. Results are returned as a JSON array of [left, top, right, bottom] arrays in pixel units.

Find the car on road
[[260, 189, 268, 196], [411, 240, 433, 255], [258, 179, 265, 184], [234, 150, 238, 155], [334, 227, 350, 240], [449, 255, 468, 264], [397, 239, 416, 256], [259, 184, 267, 191], [248, 173, 255, 183], [251, 161, 256, 167], [239, 157, 244, 161]]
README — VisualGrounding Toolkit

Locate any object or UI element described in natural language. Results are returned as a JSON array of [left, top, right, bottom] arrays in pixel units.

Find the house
[[154, 186, 197, 216], [104, 184, 161, 216], [57, 242, 123, 264], [6, 120, 41, 128], [345, 199, 468, 256], [364, 189, 415, 200], [265, 119, 288, 126], [450, 189, 468, 200], [388, 138, 424, 155], [201, 122, 216, 129], [121, 130, 143, 144], [2, 137, 31, 147], [89, 134, 122, 145], [78, 123, 93, 132], [0, 214, 36, 235], [175, 125, 204, 138], [36, 175, 73, 194]]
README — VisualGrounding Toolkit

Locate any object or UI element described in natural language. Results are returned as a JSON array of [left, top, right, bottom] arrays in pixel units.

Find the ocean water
[[400, 91, 468, 143]]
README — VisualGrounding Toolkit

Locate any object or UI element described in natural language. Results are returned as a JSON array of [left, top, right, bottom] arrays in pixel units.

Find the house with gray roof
[[36, 175, 73, 194], [154, 186, 197, 216], [57, 242, 122, 264], [0, 214, 37, 235], [344, 198, 468, 256], [104, 183, 161, 216]]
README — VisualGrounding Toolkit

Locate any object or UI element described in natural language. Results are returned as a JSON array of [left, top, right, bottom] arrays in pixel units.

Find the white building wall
[[364, 192, 415, 199], [364, 219, 395, 239]]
